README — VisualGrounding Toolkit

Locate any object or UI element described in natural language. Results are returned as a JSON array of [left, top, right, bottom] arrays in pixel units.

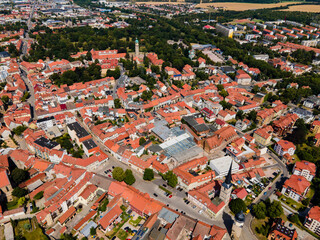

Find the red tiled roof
[[99, 205, 122, 230], [58, 206, 76, 224], [284, 175, 310, 196]]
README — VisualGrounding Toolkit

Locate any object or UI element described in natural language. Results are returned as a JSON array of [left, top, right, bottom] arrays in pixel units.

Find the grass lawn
[[306, 188, 315, 200], [251, 218, 268, 240], [117, 229, 128, 240], [244, 195, 254, 206], [278, 195, 304, 211], [14, 218, 48, 240], [159, 186, 172, 195], [6, 199, 18, 210], [107, 212, 130, 238], [129, 216, 142, 227]]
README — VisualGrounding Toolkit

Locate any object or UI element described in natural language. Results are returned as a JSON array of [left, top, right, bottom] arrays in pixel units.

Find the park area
[[13, 217, 48, 240]]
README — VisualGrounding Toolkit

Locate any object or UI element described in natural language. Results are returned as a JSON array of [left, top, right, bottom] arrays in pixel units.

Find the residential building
[[33, 137, 61, 160], [311, 120, 320, 134], [304, 206, 320, 236], [274, 140, 296, 157], [67, 122, 91, 146], [293, 161, 316, 182], [0, 169, 13, 201], [235, 70, 251, 85], [173, 157, 215, 191], [272, 114, 298, 136], [281, 175, 310, 202], [216, 24, 233, 38], [37, 116, 56, 130], [253, 128, 272, 146], [268, 218, 298, 240]]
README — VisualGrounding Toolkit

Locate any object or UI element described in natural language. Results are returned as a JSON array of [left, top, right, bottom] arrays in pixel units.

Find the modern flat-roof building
[[216, 23, 233, 38], [33, 137, 60, 160], [209, 156, 240, 177], [82, 138, 99, 156], [67, 122, 91, 145]]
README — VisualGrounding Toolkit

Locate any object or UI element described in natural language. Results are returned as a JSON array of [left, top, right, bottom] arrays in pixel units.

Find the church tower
[[231, 211, 245, 239], [219, 162, 233, 204], [135, 38, 139, 58]]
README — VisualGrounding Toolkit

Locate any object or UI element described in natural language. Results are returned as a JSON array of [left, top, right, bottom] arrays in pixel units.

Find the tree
[[18, 197, 25, 206], [164, 171, 178, 188], [217, 84, 224, 91], [12, 126, 27, 136], [60, 233, 77, 240], [236, 110, 244, 120], [288, 118, 308, 144], [268, 200, 283, 218], [229, 198, 246, 215], [1, 95, 9, 105], [112, 167, 125, 182], [90, 227, 96, 236], [139, 137, 146, 146], [219, 89, 228, 98], [34, 191, 44, 200], [114, 99, 121, 109], [219, 100, 232, 110], [11, 168, 29, 185], [253, 202, 267, 219], [143, 168, 154, 181], [141, 90, 152, 101], [124, 169, 135, 185], [12, 187, 28, 198], [288, 213, 300, 224], [251, 85, 260, 93], [247, 110, 257, 122], [302, 197, 311, 206]]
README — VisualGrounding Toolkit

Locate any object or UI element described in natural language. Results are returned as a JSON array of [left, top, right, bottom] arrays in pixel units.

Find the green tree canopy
[[143, 168, 154, 181], [11, 168, 29, 185], [267, 200, 283, 218], [90, 227, 96, 236], [229, 198, 246, 215], [124, 169, 136, 185], [112, 167, 125, 182], [12, 187, 28, 198], [164, 171, 178, 188], [34, 191, 44, 200], [139, 137, 146, 146], [253, 202, 267, 219], [18, 197, 25, 206], [12, 126, 27, 136]]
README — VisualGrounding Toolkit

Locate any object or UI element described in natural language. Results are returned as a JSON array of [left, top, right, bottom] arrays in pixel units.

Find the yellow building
[[312, 120, 320, 134], [253, 128, 271, 146]]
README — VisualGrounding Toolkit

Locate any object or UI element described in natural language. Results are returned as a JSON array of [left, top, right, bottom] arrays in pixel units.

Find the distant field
[[281, 4, 320, 12], [196, 2, 302, 10], [136, 1, 304, 11]]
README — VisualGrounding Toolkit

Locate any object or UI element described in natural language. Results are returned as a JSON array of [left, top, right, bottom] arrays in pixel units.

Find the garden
[[13, 217, 48, 240]]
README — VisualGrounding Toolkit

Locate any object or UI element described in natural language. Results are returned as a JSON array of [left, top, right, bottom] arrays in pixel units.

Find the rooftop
[[34, 137, 59, 149]]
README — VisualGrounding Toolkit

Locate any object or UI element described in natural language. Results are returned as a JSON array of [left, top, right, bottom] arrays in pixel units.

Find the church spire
[[225, 161, 233, 185]]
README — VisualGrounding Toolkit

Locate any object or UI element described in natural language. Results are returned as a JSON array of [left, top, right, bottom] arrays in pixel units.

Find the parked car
[[169, 195, 172, 198], [153, 193, 158, 197], [264, 192, 267, 195]]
